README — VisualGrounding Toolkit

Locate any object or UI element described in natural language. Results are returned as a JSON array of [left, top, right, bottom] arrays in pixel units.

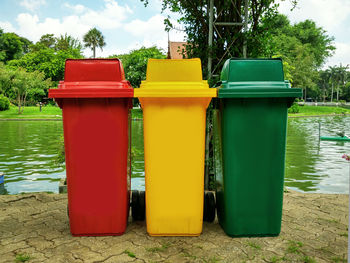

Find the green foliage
[[262, 14, 335, 100], [246, 241, 262, 250], [0, 105, 62, 119], [0, 32, 24, 62], [39, 33, 56, 49], [29, 33, 82, 53], [15, 253, 31, 262], [0, 94, 10, 111], [287, 240, 303, 254], [289, 105, 350, 116], [146, 242, 171, 253], [83, 27, 106, 58], [8, 47, 82, 81], [123, 250, 136, 258], [143, 0, 281, 79], [288, 102, 300, 114], [56, 34, 82, 51], [0, 64, 52, 112], [110, 46, 166, 88]]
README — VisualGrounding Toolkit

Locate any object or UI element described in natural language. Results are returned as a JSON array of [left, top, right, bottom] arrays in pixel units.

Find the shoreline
[[0, 113, 349, 121]]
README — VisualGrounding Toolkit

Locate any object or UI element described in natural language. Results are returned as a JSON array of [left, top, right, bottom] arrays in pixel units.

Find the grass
[[15, 253, 31, 262], [0, 105, 62, 119], [0, 106, 144, 120], [1, 105, 349, 120], [331, 256, 347, 263], [123, 250, 136, 258], [339, 232, 348, 237], [287, 240, 303, 254], [302, 255, 316, 263], [146, 242, 171, 253], [289, 105, 350, 117], [246, 241, 262, 250]]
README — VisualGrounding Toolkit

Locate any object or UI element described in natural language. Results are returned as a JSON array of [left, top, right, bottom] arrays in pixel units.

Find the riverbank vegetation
[[0, 105, 349, 120], [0, 105, 61, 119]]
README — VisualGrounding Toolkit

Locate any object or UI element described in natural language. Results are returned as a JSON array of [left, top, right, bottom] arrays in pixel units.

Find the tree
[[319, 70, 331, 102], [110, 46, 166, 88], [55, 34, 82, 51], [261, 14, 335, 100], [0, 64, 52, 112], [142, 0, 283, 79], [329, 64, 349, 102], [83, 28, 106, 58], [8, 45, 83, 81], [39, 34, 56, 49], [0, 32, 23, 62], [18, 36, 33, 54]]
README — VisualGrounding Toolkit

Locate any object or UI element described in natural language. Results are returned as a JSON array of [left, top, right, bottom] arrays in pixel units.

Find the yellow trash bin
[[135, 58, 216, 236]]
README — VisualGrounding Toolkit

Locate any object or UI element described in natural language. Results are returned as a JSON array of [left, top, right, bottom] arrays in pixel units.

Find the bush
[[0, 94, 10, 111], [288, 102, 300, 113]]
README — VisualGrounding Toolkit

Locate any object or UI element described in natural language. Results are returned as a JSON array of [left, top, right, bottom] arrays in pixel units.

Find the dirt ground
[[0, 190, 348, 263]]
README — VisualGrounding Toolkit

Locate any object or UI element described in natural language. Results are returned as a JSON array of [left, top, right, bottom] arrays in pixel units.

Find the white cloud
[[324, 42, 350, 68], [124, 14, 165, 37], [1, 0, 133, 43], [20, 0, 46, 12], [123, 14, 186, 52], [1, 0, 185, 58], [278, 0, 350, 32], [0, 21, 16, 33], [63, 3, 86, 14]]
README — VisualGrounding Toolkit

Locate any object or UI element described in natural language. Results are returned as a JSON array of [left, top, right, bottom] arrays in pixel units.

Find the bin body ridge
[[49, 59, 133, 236]]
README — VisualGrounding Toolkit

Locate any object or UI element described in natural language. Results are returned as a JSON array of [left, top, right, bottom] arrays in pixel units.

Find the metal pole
[[243, 0, 248, 58], [208, 0, 214, 79]]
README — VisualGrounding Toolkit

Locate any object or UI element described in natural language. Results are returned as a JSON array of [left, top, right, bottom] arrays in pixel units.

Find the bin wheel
[[204, 192, 216, 222], [131, 190, 140, 221], [138, 191, 145, 221], [203, 193, 208, 221]]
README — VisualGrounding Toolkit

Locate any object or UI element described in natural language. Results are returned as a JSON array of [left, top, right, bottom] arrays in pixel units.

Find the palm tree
[[319, 70, 331, 102], [83, 28, 106, 58], [329, 66, 337, 103]]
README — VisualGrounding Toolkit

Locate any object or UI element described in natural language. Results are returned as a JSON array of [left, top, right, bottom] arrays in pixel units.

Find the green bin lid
[[217, 58, 302, 98]]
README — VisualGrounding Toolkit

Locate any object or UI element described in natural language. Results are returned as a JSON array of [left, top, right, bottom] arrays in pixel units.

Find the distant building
[[168, 41, 187, 59]]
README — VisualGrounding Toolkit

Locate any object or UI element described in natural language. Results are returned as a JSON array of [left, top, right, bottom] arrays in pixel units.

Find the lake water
[[0, 116, 349, 194]]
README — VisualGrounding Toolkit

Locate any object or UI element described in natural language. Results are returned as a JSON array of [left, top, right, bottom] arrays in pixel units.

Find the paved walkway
[[0, 190, 348, 263]]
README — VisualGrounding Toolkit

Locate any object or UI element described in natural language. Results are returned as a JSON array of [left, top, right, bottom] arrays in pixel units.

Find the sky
[[0, 0, 349, 68]]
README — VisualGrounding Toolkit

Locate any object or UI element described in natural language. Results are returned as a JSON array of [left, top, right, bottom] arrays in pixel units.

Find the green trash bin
[[215, 58, 302, 237]]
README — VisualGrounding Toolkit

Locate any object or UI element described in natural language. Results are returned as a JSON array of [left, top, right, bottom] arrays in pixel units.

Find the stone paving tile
[[0, 190, 348, 263]]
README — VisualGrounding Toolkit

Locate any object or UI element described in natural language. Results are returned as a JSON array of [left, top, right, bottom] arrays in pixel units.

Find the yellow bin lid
[[135, 58, 216, 97]]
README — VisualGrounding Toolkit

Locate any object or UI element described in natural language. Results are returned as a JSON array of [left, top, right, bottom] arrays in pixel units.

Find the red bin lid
[[49, 59, 133, 98]]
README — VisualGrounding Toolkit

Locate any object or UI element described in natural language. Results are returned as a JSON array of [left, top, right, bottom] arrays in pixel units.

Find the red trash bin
[[49, 59, 133, 236]]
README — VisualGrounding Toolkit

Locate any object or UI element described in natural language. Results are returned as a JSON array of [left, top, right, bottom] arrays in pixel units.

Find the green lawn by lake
[[0, 105, 349, 119], [0, 106, 143, 119], [289, 105, 350, 117], [0, 106, 62, 119]]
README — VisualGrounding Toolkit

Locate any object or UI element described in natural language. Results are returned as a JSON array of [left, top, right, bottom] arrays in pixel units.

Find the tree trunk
[[323, 84, 326, 103], [22, 92, 27, 114], [336, 83, 339, 101], [17, 93, 21, 114], [304, 87, 307, 101], [331, 83, 334, 103], [93, 46, 96, 58]]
